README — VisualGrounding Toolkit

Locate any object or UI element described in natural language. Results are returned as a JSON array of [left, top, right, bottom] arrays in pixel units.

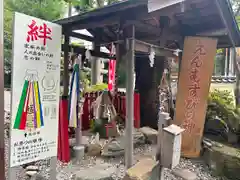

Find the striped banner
[[68, 63, 80, 128], [13, 80, 44, 130]]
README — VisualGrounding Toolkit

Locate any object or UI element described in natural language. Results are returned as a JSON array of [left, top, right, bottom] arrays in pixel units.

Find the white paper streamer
[[149, 47, 155, 67], [85, 49, 91, 60]]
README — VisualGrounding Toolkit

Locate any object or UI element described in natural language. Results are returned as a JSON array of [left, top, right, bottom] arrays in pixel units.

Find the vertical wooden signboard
[[174, 36, 217, 158], [10, 12, 61, 168]]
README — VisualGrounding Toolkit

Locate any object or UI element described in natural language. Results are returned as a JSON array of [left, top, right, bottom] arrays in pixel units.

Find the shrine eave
[[55, 0, 240, 49]]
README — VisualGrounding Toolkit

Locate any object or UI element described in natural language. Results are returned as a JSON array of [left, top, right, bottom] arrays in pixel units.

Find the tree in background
[[65, 0, 120, 12], [4, 0, 65, 86], [231, 0, 240, 28], [231, 0, 240, 15]]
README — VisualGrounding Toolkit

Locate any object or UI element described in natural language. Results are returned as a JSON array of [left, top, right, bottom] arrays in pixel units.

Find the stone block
[[172, 169, 197, 180], [87, 143, 102, 156], [203, 139, 240, 180], [139, 127, 158, 144], [123, 158, 157, 180]]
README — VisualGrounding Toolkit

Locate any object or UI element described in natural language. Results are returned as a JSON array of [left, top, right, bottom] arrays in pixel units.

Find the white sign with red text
[[10, 12, 62, 167]]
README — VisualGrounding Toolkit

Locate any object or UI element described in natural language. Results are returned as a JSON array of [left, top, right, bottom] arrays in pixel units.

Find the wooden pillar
[[91, 42, 101, 85], [229, 48, 235, 76], [233, 48, 240, 105], [63, 34, 70, 96], [224, 48, 229, 76], [125, 24, 135, 168]]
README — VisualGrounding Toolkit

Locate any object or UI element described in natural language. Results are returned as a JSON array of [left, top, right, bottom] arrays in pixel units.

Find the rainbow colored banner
[[13, 80, 44, 130], [68, 64, 80, 128]]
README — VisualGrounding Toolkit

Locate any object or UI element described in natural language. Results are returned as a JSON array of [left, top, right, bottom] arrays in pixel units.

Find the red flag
[[108, 43, 116, 92]]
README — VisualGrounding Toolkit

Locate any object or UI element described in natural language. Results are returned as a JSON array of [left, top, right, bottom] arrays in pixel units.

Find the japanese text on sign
[[183, 40, 206, 133], [23, 43, 54, 61]]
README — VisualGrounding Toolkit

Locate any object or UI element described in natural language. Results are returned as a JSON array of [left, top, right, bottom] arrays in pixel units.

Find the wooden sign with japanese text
[[174, 37, 217, 158], [9, 12, 62, 167]]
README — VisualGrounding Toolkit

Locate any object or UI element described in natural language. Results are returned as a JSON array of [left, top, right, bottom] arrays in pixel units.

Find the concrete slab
[[75, 163, 116, 180]]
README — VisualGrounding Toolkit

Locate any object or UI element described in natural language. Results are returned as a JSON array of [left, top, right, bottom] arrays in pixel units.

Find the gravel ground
[[3, 91, 225, 180], [4, 135, 224, 180]]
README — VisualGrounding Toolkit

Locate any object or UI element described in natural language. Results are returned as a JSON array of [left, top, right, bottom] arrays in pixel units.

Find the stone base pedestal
[[73, 145, 85, 161]]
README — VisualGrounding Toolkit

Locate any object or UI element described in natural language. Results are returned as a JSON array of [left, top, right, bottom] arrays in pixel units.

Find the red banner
[[108, 44, 116, 91]]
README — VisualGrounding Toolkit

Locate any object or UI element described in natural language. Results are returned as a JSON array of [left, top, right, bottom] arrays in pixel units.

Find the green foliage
[[216, 49, 224, 55], [214, 49, 225, 76], [7, 0, 65, 21], [71, 42, 85, 47], [69, 0, 121, 12], [206, 89, 240, 132], [236, 16, 240, 29], [80, 71, 91, 94], [85, 83, 108, 92], [231, 0, 240, 15], [230, 0, 240, 28]]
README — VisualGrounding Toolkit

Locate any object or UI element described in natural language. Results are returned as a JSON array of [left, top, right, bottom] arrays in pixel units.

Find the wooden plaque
[[174, 36, 217, 157]]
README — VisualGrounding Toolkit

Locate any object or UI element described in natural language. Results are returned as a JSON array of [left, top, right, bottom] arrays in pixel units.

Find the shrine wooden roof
[[55, 0, 240, 49]]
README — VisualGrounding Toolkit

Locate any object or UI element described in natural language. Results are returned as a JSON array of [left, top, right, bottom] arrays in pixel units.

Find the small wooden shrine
[[55, 0, 240, 167]]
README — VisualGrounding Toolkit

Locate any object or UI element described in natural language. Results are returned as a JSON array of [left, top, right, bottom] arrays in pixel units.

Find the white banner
[[10, 12, 62, 167], [148, 0, 184, 13]]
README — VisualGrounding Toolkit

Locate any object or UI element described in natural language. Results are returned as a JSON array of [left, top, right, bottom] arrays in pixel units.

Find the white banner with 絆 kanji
[[10, 12, 62, 167]]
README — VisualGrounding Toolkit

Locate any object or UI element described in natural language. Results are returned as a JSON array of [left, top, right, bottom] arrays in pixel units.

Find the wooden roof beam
[[197, 28, 228, 37], [135, 39, 175, 57], [61, 44, 116, 59], [68, 31, 94, 42], [69, 5, 148, 30], [126, 20, 161, 35]]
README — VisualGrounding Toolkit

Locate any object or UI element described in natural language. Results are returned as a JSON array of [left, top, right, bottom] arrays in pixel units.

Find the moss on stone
[[204, 141, 240, 180]]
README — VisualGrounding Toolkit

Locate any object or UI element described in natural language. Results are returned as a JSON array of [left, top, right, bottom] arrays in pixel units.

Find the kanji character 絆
[[26, 20, 52, 46]]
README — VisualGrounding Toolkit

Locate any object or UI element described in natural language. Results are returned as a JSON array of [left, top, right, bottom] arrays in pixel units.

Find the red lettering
[[183, 40, 206, 133], [26, 20, 52, 46], [185, 96, 199, 109], [27, 20, 39, 42], [188, 83, 200, 97], [182, 120, 195, 133], [38, 23, 52, 46]]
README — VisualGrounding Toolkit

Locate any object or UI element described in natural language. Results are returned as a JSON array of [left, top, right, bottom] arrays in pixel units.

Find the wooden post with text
[[174, 36, 217, 158]]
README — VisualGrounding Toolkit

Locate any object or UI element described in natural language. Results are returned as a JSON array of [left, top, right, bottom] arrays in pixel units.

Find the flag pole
[[0, 0, 6, 179], [73, 55, 84, 162]]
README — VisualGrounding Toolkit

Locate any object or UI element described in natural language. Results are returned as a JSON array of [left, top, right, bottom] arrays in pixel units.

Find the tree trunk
[[135, 54, 165, 129]]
